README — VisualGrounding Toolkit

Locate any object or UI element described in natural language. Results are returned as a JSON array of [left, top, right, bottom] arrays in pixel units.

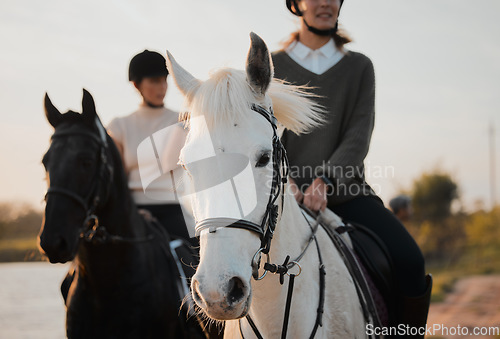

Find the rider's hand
[[303, 177, 328, 212], [289, 178, 304, 204]]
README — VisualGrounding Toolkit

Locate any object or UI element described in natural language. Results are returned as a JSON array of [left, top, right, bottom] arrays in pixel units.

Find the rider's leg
[[329, 195, 432, 337]]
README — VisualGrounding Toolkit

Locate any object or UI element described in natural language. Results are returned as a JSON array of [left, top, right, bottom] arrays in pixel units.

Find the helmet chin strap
[[303, 19, 339, 36]]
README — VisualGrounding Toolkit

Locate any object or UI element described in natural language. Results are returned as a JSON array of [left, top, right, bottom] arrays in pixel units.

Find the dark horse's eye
[[256, 153, 271, 168]]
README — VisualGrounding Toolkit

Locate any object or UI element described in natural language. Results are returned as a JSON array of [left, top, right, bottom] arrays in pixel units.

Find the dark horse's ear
[[44, 93, 62, 128], [81, 89, 97, 126], [246, 32, 273, 96]]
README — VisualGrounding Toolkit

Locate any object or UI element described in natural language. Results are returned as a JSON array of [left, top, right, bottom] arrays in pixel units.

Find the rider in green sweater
[[272, 1, 432, 337]]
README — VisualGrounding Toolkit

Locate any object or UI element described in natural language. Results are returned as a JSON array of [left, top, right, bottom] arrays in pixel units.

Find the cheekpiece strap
[[250, 104, 277, 129]]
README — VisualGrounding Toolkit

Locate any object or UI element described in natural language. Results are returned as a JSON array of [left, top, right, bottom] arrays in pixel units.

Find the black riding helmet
[[286, 0, 344, 36], [128, 50, 169, 83]]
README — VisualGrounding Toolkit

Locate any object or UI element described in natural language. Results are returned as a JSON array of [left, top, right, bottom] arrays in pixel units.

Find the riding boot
[[397, 274, 433, 338]]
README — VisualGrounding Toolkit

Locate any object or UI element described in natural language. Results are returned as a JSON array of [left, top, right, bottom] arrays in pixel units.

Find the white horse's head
[[166, 33, 323, 320]]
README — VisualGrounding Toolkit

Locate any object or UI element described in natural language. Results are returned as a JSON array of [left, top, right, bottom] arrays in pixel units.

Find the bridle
[[45, 118, 152, 244], [193, 103, 326, 338], [194, 103, 288, 271], [192, 102, 382, 337]]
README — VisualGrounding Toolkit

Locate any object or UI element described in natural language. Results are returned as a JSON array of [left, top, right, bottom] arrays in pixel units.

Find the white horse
[[166, 33, 367, 338]]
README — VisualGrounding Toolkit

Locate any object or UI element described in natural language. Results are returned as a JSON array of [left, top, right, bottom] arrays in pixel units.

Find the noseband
[[194, 104, 289, 270]]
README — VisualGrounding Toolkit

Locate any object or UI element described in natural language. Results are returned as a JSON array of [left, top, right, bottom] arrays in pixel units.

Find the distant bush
[[0, 202, 42, 239], [402, 170, 465, 264], [394, 169, 500, 301], [411, 170, 458, 224], [0, 202, 43, 262], [465, 206, 500, 248]]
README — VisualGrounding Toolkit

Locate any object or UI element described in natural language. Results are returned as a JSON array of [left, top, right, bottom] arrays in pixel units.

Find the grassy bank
[[428, 246, 500, 302], [0, 202, 44, 262], [0, 237, 43, 262]]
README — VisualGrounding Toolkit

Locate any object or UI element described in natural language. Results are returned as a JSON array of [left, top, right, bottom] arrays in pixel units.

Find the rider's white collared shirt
[[286, 38, 344, 75]]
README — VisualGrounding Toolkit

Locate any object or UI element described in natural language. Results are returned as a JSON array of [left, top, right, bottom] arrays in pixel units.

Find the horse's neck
[[243, 189, 367, 338], [77, 141, 148, 285], [246, 189, 319, 337], [99, 185, 144, 238], [98, 139, 146, 238], [270, 191, 310, 262]]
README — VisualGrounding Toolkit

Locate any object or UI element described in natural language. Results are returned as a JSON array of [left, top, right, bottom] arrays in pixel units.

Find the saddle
[[312, 208, 396, 328]]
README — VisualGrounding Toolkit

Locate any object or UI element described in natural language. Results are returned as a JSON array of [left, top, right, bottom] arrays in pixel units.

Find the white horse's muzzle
[[191, 272, 251, 320]]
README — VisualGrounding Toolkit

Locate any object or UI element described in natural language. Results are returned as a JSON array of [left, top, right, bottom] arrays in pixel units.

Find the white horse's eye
[[256, 153, 271, 168]]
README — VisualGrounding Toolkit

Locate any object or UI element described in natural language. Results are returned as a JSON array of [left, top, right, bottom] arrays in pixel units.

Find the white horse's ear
[[165, 51, 201, 104], [246, 32, 274, 96]]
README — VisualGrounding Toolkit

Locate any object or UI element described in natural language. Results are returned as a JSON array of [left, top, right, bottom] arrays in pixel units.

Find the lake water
[[0, 262, 69, 339]]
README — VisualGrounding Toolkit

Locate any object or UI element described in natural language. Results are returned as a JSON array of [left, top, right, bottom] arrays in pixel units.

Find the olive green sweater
[[272, 50, 377, 205]]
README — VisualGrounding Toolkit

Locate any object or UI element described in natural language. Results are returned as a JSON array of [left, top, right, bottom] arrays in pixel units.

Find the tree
[[411, 170, 459, 224], [408, 170, 462, 262]]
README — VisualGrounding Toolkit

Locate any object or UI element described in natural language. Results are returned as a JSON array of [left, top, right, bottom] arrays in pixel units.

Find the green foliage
[[404, 170, 464, 263], [411, 171, 458, 223], [400, 169, 500, 303], [465, 206, 500, 248]]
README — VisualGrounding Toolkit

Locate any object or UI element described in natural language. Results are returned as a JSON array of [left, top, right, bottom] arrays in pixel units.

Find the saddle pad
[[318, 208, 396, 322], [347, 220, 396, 323]]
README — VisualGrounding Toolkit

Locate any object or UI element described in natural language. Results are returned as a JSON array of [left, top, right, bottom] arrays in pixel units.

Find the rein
[[241, 209, 326, 339], [45, 119, 153, 245]]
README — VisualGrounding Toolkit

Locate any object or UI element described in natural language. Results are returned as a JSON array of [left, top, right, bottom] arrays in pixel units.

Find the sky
[[0, 0, 499, 211]]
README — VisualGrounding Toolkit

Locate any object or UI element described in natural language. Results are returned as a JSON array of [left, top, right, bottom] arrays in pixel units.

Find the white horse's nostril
[[227, 277, 246, 306], [191, 279, 206, 307]]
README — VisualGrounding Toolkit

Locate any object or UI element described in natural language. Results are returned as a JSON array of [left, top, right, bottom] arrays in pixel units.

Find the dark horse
[[38, 89, 210, 339]]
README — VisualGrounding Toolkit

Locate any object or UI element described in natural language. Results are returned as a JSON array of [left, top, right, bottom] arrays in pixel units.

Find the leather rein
[[44, 118, 153, 245]]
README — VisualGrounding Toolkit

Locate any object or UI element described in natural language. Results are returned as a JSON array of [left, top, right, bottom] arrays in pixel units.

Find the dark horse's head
[[39, 89, 113, 263]]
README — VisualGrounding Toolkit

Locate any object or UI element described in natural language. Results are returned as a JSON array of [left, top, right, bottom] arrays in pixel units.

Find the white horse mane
[[180, 67, 325, 135]]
